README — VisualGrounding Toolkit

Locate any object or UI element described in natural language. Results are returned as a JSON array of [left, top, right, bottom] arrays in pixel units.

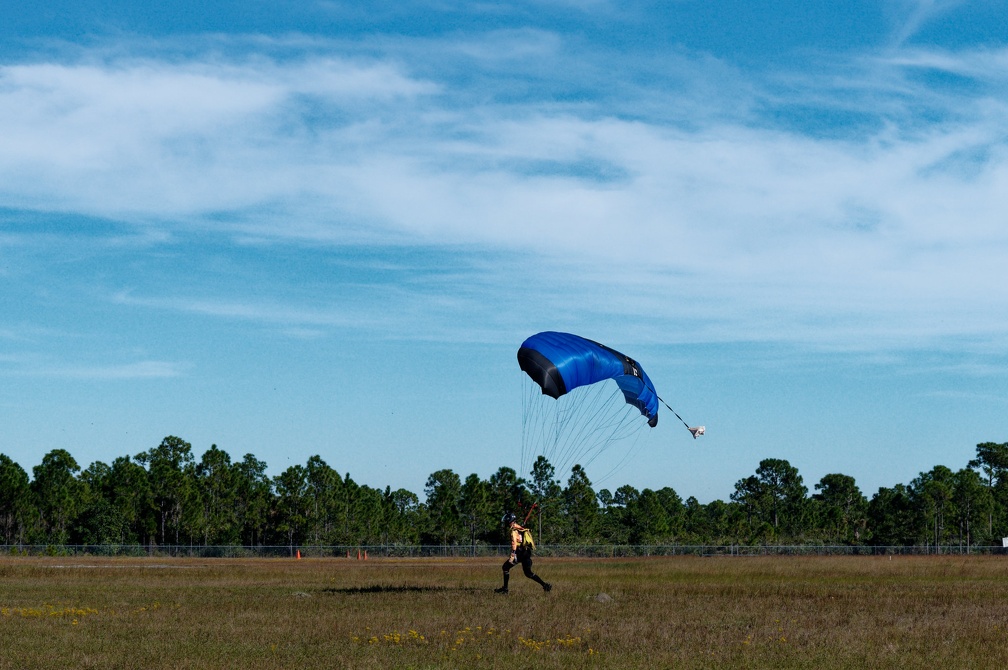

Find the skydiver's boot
[[531, 573, 551, 591], [495, 572, 509, 593]]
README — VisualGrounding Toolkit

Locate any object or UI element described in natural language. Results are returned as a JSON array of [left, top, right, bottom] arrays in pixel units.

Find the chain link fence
[[3, 543, 1007, 558]]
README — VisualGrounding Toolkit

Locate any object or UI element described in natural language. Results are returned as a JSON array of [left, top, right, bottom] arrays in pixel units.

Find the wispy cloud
[[56, 360, 186, 379], [0, 52, 437, 219], [1, 355, 186, 379], [110, 290, 368, 328], [3, 32, 1008, 347], [883, 45, 1008, 84], [888, 0, 967, 48]]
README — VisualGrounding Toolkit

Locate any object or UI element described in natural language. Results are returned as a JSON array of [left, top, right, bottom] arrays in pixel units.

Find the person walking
[[495, 511, 551, 594]]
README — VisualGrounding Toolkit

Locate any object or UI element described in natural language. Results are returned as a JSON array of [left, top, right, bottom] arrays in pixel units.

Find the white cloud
[[0, 54, 436, 218], [3, 36, 1008, 347]]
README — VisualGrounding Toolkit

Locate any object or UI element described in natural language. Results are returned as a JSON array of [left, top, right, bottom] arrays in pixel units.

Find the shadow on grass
[[322, 584, 483, 595]]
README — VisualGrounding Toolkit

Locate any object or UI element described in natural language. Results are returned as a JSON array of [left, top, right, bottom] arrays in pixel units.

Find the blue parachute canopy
[[517, 331, 659, 427]]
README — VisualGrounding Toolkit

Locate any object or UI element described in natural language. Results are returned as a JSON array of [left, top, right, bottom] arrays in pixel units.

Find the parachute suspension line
[[522, 379, 567, 476], [548, 384, 604, 475], [592, 427, 649, 487], [521, 373, 538, 475], [563, 385, 643, 471], [524, 379, 559, 475], [522, 377, 553, 476], [521, 379, 649, 480], [657, 395, 705, 439], [548, 383, 608, 473]]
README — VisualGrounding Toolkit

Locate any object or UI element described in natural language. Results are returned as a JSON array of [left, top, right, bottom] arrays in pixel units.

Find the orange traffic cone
[[357, 549, 361, 560], [296, 549, 301, 560], [364, 550, 368, 560]]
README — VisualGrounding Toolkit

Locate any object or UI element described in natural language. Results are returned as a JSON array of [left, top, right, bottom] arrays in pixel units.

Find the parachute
[[517, 331, 660, 480], [518, 331, 659, 426], [517, 331, 703, 481]]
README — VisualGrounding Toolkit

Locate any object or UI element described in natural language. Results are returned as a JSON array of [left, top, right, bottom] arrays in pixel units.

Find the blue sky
[[2, 0, 1007, 502]]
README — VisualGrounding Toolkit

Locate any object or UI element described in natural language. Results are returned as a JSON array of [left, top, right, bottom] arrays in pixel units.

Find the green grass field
[[3, 554, 1008, 668]]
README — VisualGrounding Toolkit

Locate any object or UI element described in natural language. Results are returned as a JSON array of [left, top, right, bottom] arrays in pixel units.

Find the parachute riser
[[522, 501, 538, 526]]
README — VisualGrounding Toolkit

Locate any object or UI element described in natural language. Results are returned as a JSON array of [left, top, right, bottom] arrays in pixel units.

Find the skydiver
[[495, 511, 551, 594]]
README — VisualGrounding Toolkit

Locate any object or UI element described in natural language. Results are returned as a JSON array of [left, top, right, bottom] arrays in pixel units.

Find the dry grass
[[2, 554, 1008, 668]]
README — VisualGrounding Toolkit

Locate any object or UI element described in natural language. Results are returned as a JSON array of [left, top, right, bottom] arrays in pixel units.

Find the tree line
[[1, 436, 1007, 549]]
